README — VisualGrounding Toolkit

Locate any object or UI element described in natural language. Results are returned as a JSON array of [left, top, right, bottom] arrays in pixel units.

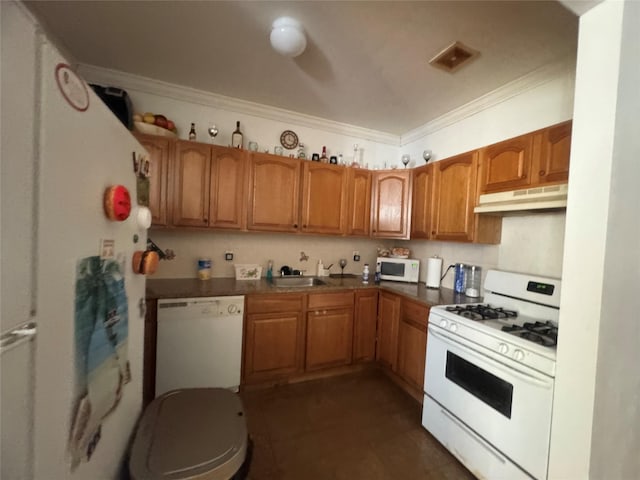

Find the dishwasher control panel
[[158, 296, 244, 317]]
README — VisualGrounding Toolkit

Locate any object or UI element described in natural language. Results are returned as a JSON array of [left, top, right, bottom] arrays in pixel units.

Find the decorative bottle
[[320, 146, 328, 163], [362, 263, 370, 284], [374, 261, 381, 284], [188, 123, 196, 140], [231, 121, 243, 148]]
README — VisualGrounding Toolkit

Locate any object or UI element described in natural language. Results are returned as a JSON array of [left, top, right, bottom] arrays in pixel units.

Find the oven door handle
[[428, 326, 553, 389]]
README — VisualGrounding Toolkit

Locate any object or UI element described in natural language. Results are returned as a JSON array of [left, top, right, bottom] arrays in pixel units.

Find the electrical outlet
[[353, 251, 360, 262], [225, 251, 234, 261]]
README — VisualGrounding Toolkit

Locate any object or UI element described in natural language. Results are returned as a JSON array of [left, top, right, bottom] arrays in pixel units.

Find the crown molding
[[400, 58, 575, 145], [78, 64, 401, 146]]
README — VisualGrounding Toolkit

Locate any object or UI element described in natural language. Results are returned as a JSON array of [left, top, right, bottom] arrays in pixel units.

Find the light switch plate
[[225, 252, 234, 261]]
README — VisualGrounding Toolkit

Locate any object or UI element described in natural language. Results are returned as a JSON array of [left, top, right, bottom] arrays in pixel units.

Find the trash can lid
[[130, 388, 247, 480]]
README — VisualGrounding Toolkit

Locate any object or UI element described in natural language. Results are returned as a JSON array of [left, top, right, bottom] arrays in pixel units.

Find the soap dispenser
[[317, 259, 324, 277]]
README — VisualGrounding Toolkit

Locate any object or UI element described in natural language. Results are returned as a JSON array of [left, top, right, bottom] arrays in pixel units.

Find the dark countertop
[[146, 275, 480, 308]]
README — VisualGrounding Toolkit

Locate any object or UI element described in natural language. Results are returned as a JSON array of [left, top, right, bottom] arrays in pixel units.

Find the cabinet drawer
[[401, 299, 429, 329], [246, 293, 304, 314], [308, 291, 354, 310]]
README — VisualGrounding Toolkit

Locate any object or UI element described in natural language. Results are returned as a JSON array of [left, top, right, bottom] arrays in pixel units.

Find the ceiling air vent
[[429, 41, 479, 73]]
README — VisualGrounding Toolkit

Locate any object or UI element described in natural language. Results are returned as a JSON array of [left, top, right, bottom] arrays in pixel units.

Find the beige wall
[[150, 230, 392, 279]]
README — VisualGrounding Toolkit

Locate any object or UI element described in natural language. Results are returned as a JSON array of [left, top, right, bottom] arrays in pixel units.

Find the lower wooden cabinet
[[396, 299, 429, 392], [243, 294, 305, 384], [305, 291, 354, 371], [376, 290, 401, 370], [353, 289, 378, 362]]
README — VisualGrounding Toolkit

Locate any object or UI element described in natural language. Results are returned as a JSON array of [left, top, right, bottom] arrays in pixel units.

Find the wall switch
[[225, 252, 234, 261], [353, 251, 360, 262]]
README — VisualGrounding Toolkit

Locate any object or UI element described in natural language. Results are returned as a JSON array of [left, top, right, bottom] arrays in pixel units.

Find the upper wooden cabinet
[[134, 133, 171, 226], [371, 170, 412, 239], [410, 164, 434, 239], [479, 120, 572, 194], [172, 141, 212, 227], [479, 133, 534, 194], [431, 151, 478, 242], [300, 162, 349, 235], [347, 169, 372, 237], [209, 147, 247, 229], [172, 141, 246, 229], [532, 120, 572, 185], [248, 153, 301, 232]]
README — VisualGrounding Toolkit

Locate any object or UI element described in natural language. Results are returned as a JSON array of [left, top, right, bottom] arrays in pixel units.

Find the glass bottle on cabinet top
[[320, 146, 328, 163], [188, 123, 196, 140], [231, 121, 243, 148]]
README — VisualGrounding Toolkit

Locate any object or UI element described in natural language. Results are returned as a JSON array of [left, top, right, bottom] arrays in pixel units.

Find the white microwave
[[377, 257, 420, 283]]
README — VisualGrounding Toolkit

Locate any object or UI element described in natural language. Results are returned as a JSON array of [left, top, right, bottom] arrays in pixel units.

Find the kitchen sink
[[271, 276, 326, 288]]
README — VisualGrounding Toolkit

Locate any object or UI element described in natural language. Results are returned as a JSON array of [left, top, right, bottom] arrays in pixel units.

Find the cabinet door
[[209, 146, 247, 229], [135, 134, 171, 226], [410, 164, 434, 239], [243, 311, 303, 383], [305, 307, 354, 371], [376, 291, 401, 370], [533, 120, 572, 185], [397, 320, 427, 392], [371, 170, 412, 239], [248, 153, 301, 232], [397, 299, 429, 392], [172, 141, 211, 227], [353, 290, 378, 363], [431, 151, 478, 242], [479, 134, 534, 193], [347, 169, 372, 236], [300, 162, 348, 235]]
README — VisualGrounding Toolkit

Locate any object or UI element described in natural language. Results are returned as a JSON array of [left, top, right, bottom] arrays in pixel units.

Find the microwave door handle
[[428, 326, 553, 389]]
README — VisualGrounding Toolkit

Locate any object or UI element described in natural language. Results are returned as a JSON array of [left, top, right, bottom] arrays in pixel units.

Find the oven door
[[424, 324, 553, 480]]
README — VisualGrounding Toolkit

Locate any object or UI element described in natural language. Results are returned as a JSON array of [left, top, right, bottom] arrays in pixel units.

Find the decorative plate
[[280, 130, 299, 150]]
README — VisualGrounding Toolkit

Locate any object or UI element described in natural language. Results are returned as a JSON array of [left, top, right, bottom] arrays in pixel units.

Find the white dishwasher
[[155, 296, 244, 397]]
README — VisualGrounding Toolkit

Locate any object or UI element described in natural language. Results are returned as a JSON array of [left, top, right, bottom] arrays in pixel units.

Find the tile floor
[[240, 369, 476, 479]]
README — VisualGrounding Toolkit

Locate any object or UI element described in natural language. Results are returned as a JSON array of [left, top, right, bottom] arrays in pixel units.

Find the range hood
[[474, 183, 568, 214]]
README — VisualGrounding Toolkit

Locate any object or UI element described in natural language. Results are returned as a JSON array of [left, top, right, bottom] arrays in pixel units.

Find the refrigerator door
[[2, 3, 149, 475]]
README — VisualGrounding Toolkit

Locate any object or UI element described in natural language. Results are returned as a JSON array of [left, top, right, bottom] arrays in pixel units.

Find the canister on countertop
[[465, 265, 482, 298], [426, 256, 443, 289], [198, 257, 212, 280], [454, 263, 466, 294]]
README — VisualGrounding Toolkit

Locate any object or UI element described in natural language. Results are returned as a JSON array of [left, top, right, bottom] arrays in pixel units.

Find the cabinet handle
[[293, 224, 298, 228], [539, 170, 546, 176], [203, 218, 208, 223]]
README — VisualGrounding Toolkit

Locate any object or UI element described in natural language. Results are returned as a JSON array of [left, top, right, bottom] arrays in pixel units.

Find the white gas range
[[422, 269, 561, 480]]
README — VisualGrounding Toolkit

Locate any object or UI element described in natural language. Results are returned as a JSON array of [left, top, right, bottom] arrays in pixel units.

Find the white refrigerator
[[1, 2, 148, 478]]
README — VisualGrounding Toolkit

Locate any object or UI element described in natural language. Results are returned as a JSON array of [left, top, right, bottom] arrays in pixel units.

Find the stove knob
[[498, 343, 509, 354], [514, 349, 525, 361], [440, 320, 447, 328], [449, 323, 458, 333]]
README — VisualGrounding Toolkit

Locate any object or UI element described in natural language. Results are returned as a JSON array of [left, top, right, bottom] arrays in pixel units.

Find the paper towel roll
[[426, 256, 443, 289]]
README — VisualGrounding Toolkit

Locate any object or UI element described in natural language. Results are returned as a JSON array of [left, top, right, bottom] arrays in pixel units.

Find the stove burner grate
[[446, 304, 518, 321], [502, 321, 558, 347]]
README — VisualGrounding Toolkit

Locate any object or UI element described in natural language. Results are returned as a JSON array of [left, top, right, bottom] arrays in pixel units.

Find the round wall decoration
[[280, 130, 299, 149]]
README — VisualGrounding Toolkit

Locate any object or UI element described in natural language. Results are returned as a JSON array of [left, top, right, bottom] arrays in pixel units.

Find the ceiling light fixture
[[270, 17, 306, 58]]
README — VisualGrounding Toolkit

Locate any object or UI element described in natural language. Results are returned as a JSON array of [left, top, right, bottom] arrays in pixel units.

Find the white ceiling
[[26, 1, 579, 135]]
